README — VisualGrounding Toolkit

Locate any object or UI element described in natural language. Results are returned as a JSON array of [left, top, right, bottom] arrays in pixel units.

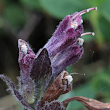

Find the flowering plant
[[1, 7, 109, 110]]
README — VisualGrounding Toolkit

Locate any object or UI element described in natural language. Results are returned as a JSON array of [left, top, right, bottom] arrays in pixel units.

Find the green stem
[[90, 10, 104, 47]]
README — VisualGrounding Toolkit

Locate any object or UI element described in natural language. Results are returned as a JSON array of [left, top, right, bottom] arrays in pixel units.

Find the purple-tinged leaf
[[31, 48, 52, 100], [31, 48, 52, 81], [0, 74, 33, 110], [22, 78, 35, 104]]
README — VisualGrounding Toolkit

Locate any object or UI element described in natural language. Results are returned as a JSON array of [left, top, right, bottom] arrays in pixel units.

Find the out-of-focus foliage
[[1, 0, 110, 43], [38, 0, 87, 19], [0, 0, 110, 110], [20, 0, 40, 9], [91, 69, 110, 101], [4, 4, 26, 27]]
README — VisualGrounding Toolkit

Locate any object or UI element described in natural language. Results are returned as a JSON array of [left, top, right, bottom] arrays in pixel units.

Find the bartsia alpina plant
[[0, 7, 97, 110]]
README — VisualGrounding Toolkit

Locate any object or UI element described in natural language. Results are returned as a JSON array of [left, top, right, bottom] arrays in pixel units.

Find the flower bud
[[18, 39, 36, 83]]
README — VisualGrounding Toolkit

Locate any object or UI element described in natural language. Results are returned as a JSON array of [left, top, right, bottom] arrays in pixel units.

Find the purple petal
[[44, 12, 83, 58], [44, 15, 72, 57], [51, 45, 84, 75], [45, 28, 77, 57], [53, 15, 71, 36], [71, 12, 82, 26], [75, 25, 83, 38]]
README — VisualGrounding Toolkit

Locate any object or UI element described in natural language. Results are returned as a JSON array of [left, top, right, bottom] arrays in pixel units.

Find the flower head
[[0, 7, 97, 110], [44, 7, 96, 75], [44, 7, 97, 58]]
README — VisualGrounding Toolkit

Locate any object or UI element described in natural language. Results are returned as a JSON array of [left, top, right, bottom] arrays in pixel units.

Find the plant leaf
[[39, 0, 88, 19], [31, 48, 52, 99], [0, 75, 33, 110], [4, 4, 26, 26], [20, 0, 40, 9]]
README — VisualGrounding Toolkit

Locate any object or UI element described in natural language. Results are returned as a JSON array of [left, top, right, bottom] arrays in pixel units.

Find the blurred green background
[[0, 0, 110, 110]]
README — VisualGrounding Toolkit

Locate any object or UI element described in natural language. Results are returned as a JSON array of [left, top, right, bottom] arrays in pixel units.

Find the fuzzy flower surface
[[44, 7, 96, 76], [0, 7, 97, 110]]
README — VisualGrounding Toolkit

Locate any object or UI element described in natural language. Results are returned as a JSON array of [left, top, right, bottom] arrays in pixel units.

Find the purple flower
[[51, 38, 84, 75], [44, 7, 97, 57], [0, 7, 97, 110], [44, 7, 96, 75]]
